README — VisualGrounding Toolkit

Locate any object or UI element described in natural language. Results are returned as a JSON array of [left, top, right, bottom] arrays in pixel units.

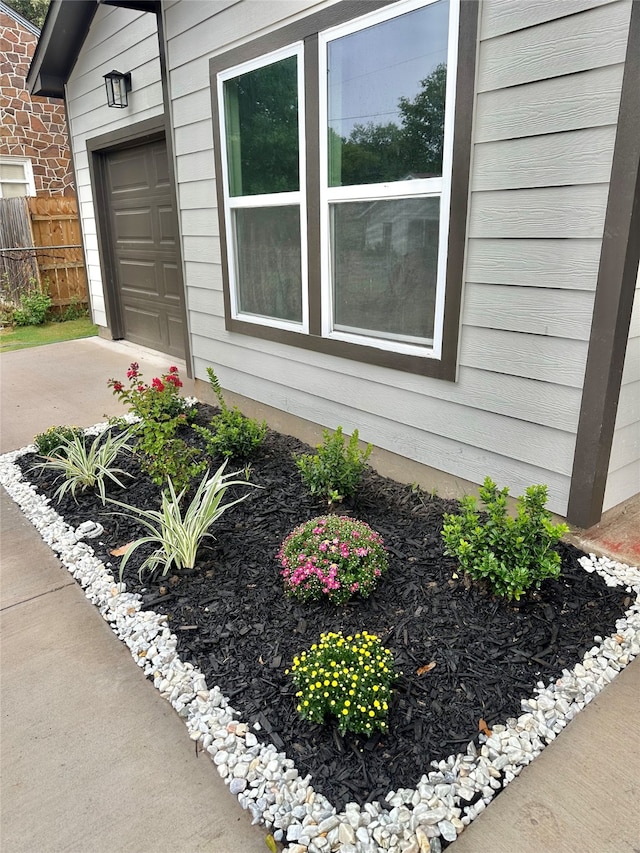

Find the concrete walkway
[[1, 337, 639, 853]]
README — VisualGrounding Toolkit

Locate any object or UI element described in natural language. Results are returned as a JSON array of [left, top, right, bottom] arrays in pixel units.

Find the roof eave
[[27, 0, 97, 98]]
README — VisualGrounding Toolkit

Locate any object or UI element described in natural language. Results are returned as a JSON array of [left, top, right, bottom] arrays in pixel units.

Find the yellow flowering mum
[[288, 630, 399, 736]]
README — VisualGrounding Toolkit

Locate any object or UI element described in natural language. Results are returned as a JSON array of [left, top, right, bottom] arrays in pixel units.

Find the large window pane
[[331, 197, 440, 342], [224, 55, 299, 196], [234, 206, 302, 323], [0, 163, 26, 181], [1, 183, 27, 198], [327, 0, 449, 186]]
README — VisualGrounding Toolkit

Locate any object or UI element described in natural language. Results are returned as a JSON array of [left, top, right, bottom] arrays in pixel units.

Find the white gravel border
[[1, 430, 639, 853]]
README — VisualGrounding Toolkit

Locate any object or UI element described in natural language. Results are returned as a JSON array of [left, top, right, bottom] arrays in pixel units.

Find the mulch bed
[[19, 405, 631, 812]]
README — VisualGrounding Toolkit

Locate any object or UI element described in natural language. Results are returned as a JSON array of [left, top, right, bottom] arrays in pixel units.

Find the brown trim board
[[567, 1, 640, 528], [156, 3, 193, 376]]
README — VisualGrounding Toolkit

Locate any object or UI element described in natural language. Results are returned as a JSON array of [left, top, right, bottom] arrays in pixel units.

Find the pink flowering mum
[[277, 515, 388, 605]]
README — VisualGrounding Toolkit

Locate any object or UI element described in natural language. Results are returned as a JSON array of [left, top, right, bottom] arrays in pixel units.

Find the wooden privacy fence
[[0, 196, 88, 312]]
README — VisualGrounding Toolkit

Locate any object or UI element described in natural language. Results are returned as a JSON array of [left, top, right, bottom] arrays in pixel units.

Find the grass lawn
[[0, 317, 98, 353]]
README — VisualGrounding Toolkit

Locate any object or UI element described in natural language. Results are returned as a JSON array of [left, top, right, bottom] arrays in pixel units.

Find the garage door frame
[[87, 115, 191, 369]]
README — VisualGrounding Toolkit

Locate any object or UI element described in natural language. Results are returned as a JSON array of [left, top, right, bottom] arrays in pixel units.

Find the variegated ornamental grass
[[32, 428, 134, 505], [108, 461, 259, 578]]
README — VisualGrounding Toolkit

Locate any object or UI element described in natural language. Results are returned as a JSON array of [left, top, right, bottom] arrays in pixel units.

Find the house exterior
[[0, 0, 74, 196], [27, 0, 639, 528]]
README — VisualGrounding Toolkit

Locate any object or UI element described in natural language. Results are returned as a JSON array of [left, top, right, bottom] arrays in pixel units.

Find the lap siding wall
[[162, 0, 632, 516], [61, 0, 634, 517]]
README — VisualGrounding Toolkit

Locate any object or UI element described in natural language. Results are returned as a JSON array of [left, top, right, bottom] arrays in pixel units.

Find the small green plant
[[288, 630, 398, 736], [109, 363, 203, 491], [32, 429, 134, 504], [193, 366, 267, 459], [295, 426, 372, 504], [108, 462, 258, 579], [34, 425, 85, 457], [139, 434, 206, 493], [278, 515, 388, 605], [12, 282, 52, 326], [441, 477, 569, 601], [55, 297, 88, 322]]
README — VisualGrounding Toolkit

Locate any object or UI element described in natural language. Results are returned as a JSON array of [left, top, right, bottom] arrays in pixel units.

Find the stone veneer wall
[[0, 8, 74, 195]]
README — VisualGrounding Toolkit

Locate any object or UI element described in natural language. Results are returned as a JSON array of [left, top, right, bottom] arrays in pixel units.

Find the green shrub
[[108, 462, 258, 579], [32, 429, 134, 504], [288, 630, 398, 736], [194, 366, 267, 459], [441, 477, 569, 601], [295, 426, 372, 504], [55, 297, 88, 322], [140, 435, 206, 493], [12, 284, 52, 326], [34, 425, 85, 457], [278, 515, 388, 605]]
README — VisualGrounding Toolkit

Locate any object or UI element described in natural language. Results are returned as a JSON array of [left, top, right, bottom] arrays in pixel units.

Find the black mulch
[[18, 405, 632, 813]]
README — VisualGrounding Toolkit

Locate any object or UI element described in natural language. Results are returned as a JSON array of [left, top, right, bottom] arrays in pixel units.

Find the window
[[218, 46, 307, 328], [0, 157, 36, 198], [211, 0, 477, 378]]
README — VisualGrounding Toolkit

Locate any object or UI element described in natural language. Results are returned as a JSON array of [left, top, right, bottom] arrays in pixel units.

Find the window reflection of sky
[[328, 0, 449, 138]]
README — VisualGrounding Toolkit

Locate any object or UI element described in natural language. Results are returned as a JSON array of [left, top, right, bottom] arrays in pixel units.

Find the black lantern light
[[104, 70, 132, 108]]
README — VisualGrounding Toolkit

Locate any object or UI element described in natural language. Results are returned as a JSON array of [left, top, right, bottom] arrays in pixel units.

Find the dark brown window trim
[[210, 0, 478, 380], [567, 0, 640, 528]]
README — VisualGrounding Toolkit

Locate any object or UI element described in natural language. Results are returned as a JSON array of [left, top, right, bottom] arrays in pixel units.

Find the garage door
[[104, 139, 185, 358]]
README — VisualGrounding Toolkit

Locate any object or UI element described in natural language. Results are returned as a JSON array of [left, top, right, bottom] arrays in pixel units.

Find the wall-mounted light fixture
[[103, 70, 132, 108]]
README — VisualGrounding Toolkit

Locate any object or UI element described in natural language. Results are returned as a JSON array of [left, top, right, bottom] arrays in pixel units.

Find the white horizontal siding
[[180, 207, 220, 238], [609, 421, 640, 474], [459, 327, 589, 387], [174, 121, 214, 156], [182, 235, 221, 265], [65, 3, 163, 328], [604, 461, 640, 511], [167, 0, 329, 68], [183, 260, 222, 290], [469, 185, 609, 239], [615, 381, 640, 431], [176, 150, 215, 183], [481, 0, 617, 39], [171, 89, 212, 128], [188, 286, 225, 315], [178, 179, 217, 210], [621, 337, 640, 384], [477, 1, 631, 92], [163, 0, 238, 39], [474, 64, 624, 143], [465, 238, 602, 290], [471, 126, 617, 191], [605, 267, 640, 510], [463, 284, 595, 340]]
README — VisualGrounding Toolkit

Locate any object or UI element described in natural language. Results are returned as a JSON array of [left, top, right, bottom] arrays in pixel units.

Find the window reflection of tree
[[333, 63, 447, 187]]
